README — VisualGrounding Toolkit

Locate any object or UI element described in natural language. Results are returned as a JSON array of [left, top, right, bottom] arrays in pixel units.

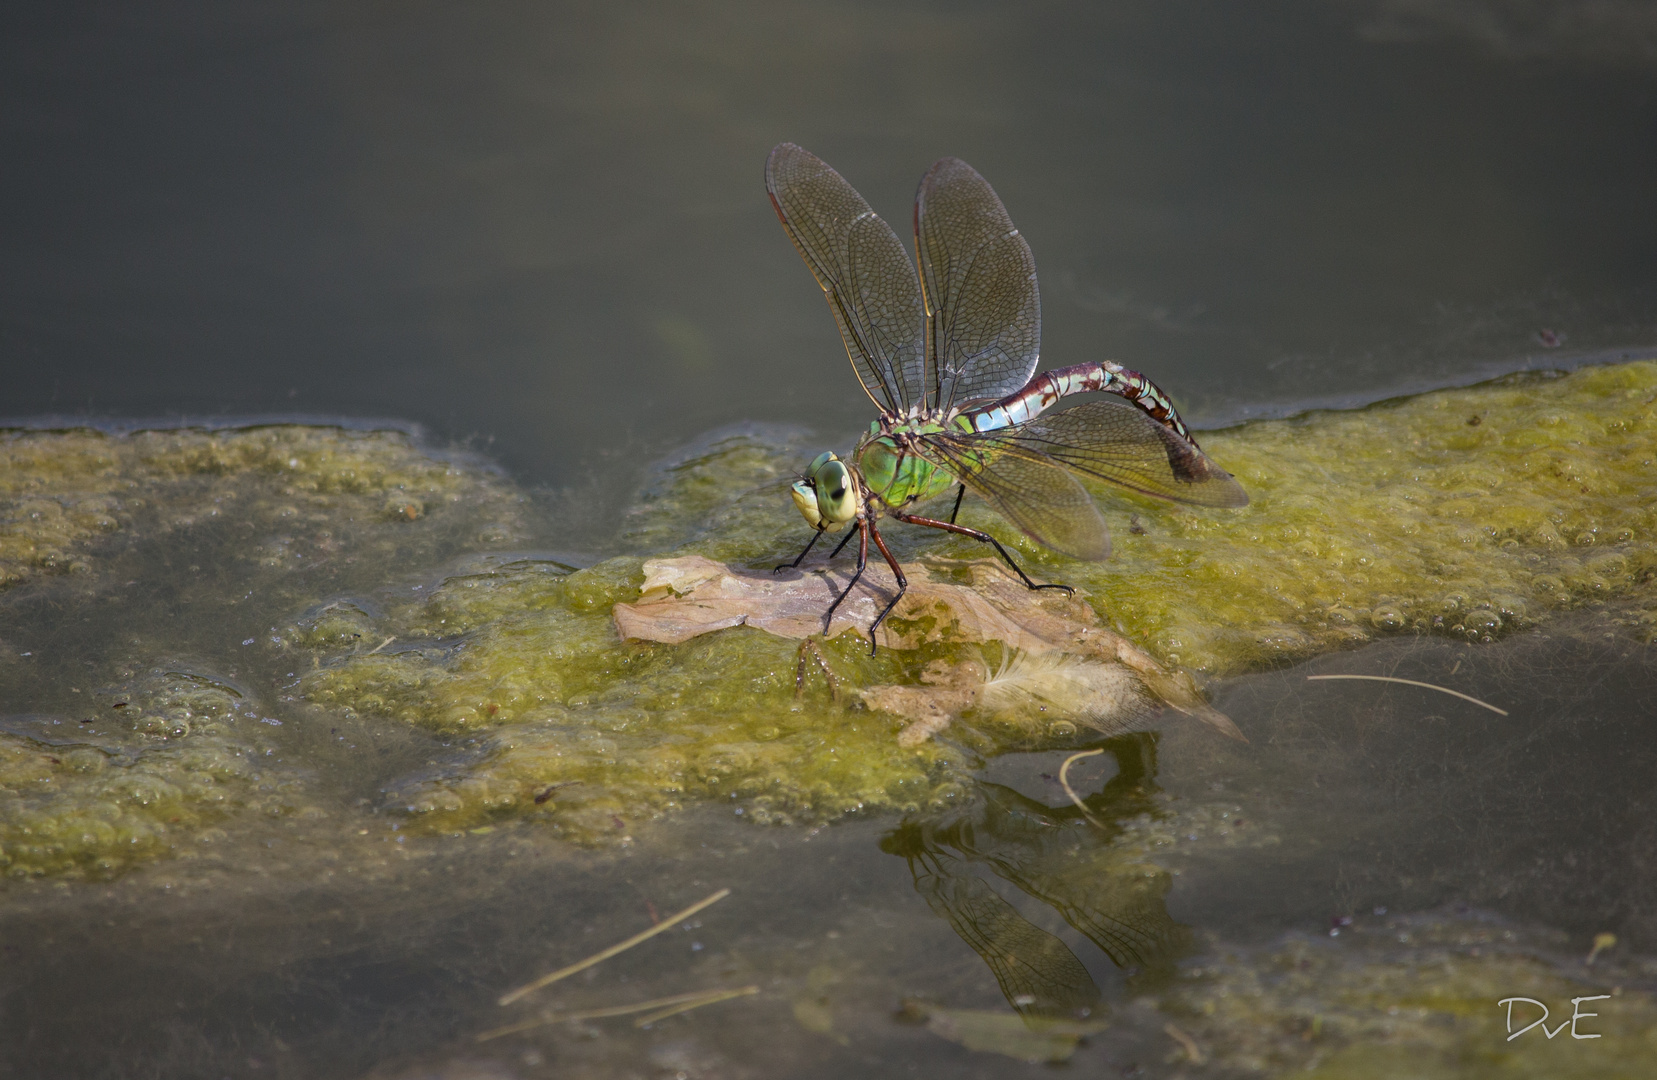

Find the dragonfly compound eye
[[812, 457, 857, 525], [789, 480, 823, 529]]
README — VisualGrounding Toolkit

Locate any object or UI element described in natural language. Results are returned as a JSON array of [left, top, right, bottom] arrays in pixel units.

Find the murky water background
[[3, 2, 1657, 1078], [6, 0, 1656, 484]]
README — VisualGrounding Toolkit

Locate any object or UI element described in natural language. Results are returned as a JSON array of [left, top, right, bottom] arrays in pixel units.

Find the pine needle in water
[[1164, 1021, 1206, 1064], [497, 887, 731, 1006], [1058, 749, 1109, 830], [632, 984, 760, 1026], [1305, 674, 1508, 715], [476, 985, 759, 1042]]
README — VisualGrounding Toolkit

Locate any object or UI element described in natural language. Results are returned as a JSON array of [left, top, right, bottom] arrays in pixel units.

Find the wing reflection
[[882, 733, 1187, 1021], [905, 844, 1103, 1021]]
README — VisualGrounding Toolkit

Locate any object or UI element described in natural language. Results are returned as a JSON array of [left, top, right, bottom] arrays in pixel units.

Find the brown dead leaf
[[615, 554, 1086, 651], [613, 556, 1245, 743]]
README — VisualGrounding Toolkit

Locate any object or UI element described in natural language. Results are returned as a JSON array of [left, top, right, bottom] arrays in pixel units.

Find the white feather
[[977, 650, 1152, 736]]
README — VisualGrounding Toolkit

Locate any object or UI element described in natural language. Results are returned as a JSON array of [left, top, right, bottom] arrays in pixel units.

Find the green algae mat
[[3, 362, 1657, 1078], [3, 363, 1649, 871], [3, 362, 1654, 865]]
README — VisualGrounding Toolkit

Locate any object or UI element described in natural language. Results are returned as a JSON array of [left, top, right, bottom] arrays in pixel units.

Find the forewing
[[924, 432, 1112, 561], [915, 157, 1041, 412], [1007, 399, 1249, 508], [766, 144, 926, 417]]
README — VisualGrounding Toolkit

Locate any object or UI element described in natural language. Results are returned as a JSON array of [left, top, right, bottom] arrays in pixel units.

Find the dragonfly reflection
[[881, 733, 1186, 1022]]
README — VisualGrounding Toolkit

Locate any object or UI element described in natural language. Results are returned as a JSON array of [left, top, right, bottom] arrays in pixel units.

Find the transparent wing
[[766, 144, 926, 417], [915, 156, 1041, 413], [922, 433, 1112, 561], [999, 398, 1249, 508]]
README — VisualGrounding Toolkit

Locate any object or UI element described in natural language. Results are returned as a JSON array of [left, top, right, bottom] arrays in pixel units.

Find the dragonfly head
[[790, 451, 858, 531]]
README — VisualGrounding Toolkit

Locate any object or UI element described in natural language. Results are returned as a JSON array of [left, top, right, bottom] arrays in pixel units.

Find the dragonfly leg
[[820, 519, 869, 632], [891, 512, 1074, 596], [777, 526, 858, 574], [776, 527, 824, 572], [864, 520, 909, 655], [947, 484, 965, 525]]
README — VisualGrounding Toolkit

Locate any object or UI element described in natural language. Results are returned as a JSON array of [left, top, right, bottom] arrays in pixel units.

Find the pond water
[[2, 2, 1656, 1078]]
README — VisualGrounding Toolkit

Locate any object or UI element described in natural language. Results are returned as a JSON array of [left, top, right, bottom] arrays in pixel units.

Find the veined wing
[[995, 398, 1249, 508], [766, 144, 925, 418], [923, 432, 1112, 561], [915, 157, 1041, 413], [913, 854, 1101, 1020], [987, 855, 1184, 970]]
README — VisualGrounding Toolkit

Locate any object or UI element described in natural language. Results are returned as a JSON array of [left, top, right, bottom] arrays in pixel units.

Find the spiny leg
[[864, 520, 910, 655], [776, 527, 825, 572], [947, 483, 965, 525], [890, 511, 1074, 596], [829, 526, 856, 559], [820, 518, 870, 632]]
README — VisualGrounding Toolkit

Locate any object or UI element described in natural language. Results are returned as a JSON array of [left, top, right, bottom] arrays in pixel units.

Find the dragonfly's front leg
[[946, 484, 965, 525], [776, 525, 858, 574], [776, 527, 825, 572], [890, 511, 1074, 596]]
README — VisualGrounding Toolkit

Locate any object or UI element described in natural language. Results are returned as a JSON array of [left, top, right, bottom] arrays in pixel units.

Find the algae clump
[[0, 424, 537, 878], [0, 666, 322, 879], [0, 425, 527, 589]]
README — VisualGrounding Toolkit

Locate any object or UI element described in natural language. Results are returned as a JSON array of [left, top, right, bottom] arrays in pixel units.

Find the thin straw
[[632, 984, 760, 1027], [477, 985, 754, 1042], [1304, 674, 1508, 715], [497, 888, 731, 1006], [1058, 749, 1109, 830]]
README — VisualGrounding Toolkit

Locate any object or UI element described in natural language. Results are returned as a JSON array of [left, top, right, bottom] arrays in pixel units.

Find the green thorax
[[854, 416, 971, 509]]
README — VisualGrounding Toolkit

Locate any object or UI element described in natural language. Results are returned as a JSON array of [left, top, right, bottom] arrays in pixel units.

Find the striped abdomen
[[963, 362, 1198, 444]]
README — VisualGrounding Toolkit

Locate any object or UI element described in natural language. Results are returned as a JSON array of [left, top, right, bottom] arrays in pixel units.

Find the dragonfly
[[767, 143, 1247, 653]]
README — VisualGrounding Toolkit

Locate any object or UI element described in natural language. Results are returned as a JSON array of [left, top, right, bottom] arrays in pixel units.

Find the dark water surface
[[4, 0, 1656, 484], [3, 3, 1657, 1078]]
